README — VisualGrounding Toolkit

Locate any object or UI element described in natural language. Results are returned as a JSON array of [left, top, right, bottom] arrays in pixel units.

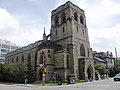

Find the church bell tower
[[50, 1, 95, 81]]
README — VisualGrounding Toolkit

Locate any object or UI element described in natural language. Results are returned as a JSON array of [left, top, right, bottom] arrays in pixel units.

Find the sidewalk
[[0, 78, 112, 88]]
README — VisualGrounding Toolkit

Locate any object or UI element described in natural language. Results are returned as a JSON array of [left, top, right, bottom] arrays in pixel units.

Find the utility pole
[[115, 47, 118, 73]]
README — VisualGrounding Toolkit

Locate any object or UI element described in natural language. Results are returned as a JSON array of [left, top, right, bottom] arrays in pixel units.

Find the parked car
[[114, 74, 120, 81]]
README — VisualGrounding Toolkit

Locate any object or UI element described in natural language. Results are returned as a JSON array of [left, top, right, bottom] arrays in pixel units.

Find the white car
[[114, 74, 120, 81]]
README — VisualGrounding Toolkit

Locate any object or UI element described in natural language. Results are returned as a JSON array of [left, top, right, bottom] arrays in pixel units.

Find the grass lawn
[[32, 82, 68, 86]]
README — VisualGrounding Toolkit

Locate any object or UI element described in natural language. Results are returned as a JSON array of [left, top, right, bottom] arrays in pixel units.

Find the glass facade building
[[0, 39, 19, 62]]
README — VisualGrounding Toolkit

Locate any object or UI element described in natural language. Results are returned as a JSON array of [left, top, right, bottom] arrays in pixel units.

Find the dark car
[[114, 74, 120, 81]]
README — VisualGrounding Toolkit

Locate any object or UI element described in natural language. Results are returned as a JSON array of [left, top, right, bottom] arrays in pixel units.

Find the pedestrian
[[106, 74, 109, 79], [24, 75, 28, 85], [98, 74, 101, 80]]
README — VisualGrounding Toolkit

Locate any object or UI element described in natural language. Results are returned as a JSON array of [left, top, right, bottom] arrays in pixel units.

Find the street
[[0, 78, 120, 90]]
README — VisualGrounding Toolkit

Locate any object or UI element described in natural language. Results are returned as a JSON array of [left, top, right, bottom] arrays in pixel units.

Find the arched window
[[7, 59, 10, 63], [74, 12, 78, 22], [82, 28, 84, 36], [12, 58, 14, 63], [54, 15, 59, 26], [66, 54, 70, 68], [80, 16, 84, 25], [61, 12, 66, 24], [34, 51, 37, 71], [63, 27, 65, 33], [77, 26, 78, 33], [80, 44, 86, 56], [21, 55, 24, 63], [56, 30, 57, 35], [40, 51, 44, 64], [87, 48, 90, 57], [48, 50, 50, 53], [16, 56, 19, 63], [27, 53, 31, 70]]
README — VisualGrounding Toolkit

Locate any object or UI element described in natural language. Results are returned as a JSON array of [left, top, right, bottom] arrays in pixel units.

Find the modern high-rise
[[0, 39, 19, 62]]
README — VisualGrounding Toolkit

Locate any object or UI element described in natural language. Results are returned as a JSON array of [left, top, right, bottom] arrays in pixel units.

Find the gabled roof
[[94, 57, 106, 63], [38, 40, 64, 51]]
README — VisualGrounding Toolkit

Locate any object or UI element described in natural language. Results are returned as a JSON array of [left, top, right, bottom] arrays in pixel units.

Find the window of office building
[[1, 54, 6, 57], [1, 49, 9, 53], [2, 44, 10, 49], [11, 46, 18, 50]]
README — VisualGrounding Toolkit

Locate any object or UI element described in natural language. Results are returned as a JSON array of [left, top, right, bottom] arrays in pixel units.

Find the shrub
[[0, 61, 37, 83], [49, 80, 56, 83], [76, 79, 85, 83], [62, 80, 67, 83]]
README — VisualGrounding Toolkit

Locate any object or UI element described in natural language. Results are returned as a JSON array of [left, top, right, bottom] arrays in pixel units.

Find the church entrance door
[[87, 65, 93, 81]]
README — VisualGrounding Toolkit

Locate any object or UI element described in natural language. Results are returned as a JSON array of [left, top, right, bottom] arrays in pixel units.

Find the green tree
[[95, 64, 105, 75], [103, 69, 109, 74], [0, 63, 5, 81], [26, 64, 36, 83], [0, 61, 37, 83], [109, 67, 116, 77], [0, 62, 28, 83], [116, 60, 120, 72], [13, 62, 28, 83]]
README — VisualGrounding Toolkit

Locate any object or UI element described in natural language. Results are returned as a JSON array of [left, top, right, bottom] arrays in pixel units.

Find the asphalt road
[[0, 78, 120, 90]]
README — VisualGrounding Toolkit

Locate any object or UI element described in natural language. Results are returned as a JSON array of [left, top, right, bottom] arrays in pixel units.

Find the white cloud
[[0, 8, 44, 46], [73, 0, 120, 27], [72, 0, 120, 55], [0, 8, 19, 31], [1, 0, 120, 56], [0, 8, 21, 45], [15, 26, 43, 46], [27, 0, 38, 2], [89, 23, 120, 56]]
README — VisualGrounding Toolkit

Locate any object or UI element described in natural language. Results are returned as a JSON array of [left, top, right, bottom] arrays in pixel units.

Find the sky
[[0, 0, 120, 56]]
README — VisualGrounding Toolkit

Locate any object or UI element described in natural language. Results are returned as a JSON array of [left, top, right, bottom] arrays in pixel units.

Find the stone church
[[6, 1, 95, 82]]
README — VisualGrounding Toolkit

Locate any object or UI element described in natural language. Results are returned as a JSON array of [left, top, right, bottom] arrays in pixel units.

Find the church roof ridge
[[6, 40, 43, 57]]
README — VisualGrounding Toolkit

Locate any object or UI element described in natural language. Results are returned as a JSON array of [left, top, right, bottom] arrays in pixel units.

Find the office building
[[0, 39, 19, 62]]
